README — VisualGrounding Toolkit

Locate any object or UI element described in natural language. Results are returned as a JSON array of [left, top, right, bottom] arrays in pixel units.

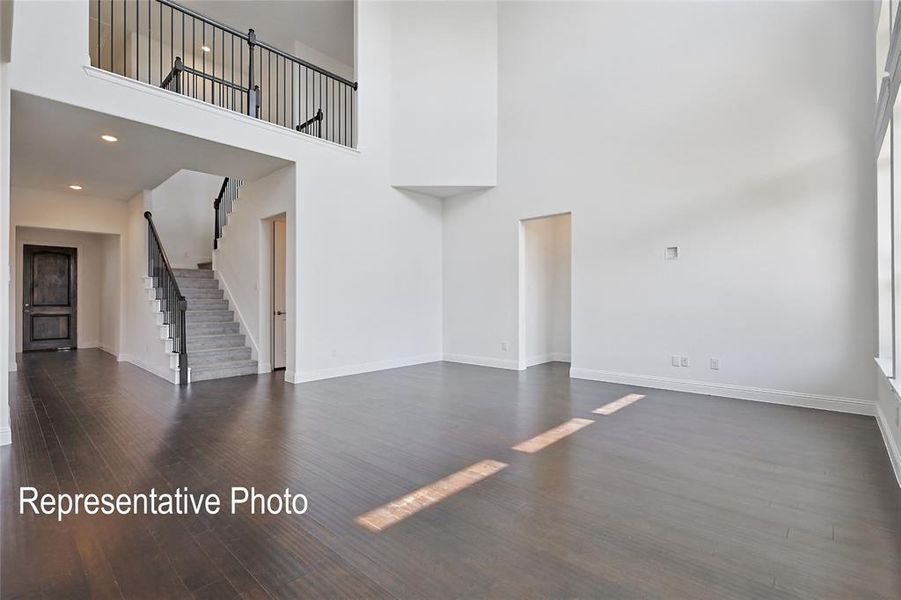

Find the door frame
[[270, 218, 287, 371], [517, 211, 573, 371], [22, 244, 78, 352]]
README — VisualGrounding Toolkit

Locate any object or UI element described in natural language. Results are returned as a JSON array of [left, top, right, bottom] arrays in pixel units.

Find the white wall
[[121, 190, 175, 380], [150, 169, 222, 269], [14, 226, 118, 353], [444, 1, 876, 406], [99, 233, 121, 354], [390, 1, 498, 188], [0, 59, 10, 445], [523, 214, 570, 367], [214, 165, 295, 372]]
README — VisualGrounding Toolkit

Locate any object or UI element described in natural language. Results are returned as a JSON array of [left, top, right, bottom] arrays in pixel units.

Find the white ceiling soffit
[[394, 185, 495, 199], [10, 91, 289, 200], [177, 0, 354, 67]]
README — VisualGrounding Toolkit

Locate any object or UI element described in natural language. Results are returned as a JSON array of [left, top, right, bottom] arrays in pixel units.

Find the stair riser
[[190, 348, 253, 365], [173, 269, 215, 279], [186, 300, 229, 310], [187, 335, 246, 351], [160, 300, 227, 311], [186, 323, 240, 335], [187, 311, 234, 323], [183, 289, 225, 299], [179, 280, 220, 290], [190, 363, 258, 382]]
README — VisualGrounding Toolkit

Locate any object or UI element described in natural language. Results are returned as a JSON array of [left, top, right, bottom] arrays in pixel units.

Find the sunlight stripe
[[592, 393, 645, 415], [511, 418, 594, 453], [355, 459, 508, 532]]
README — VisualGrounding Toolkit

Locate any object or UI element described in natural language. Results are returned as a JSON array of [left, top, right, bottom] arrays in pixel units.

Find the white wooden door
[[273, 220, 287, 369]]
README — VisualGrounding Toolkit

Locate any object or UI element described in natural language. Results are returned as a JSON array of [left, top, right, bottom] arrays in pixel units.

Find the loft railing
[[296, 107, 323, 138], [90, 0, 357, 148], [145, 211, 188, 385], [213, 177, 242, 250]]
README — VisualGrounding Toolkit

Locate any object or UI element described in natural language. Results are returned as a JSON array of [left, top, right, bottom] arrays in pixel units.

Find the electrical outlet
[[501, 342, 509, 352], [671, 355, 681, 367], [710, 357, 720, 371], [680, 356, 690, 368]]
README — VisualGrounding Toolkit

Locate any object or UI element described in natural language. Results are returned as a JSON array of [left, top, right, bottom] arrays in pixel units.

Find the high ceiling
[[11, 92, 289, 200], [179, 0, 355, 67]]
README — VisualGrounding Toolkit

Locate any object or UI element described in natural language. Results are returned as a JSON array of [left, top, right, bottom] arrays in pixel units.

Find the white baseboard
[[289, 353, 442, 384], [0, 426, 11, 446], [79, 341, 100, 349], [876, 403, 901, 488], [443, 353, 521, 371], [257, 362, 272, 374], [97, 343, 118, 358], [118, 353, 177, 384], [526, 353, 571, 367], [8, 360, 16, 372], [569, 367, 875, 416]]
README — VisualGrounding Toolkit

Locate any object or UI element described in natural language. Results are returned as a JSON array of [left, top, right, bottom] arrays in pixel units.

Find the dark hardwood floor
[[2, 349, 900, 599]]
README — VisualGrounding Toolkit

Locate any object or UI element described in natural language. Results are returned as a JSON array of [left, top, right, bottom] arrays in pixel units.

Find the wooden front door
[[23, 245, 78, 351]]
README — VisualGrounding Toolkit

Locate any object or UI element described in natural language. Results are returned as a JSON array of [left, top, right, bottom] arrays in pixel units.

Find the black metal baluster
[[158, 0, 162, 85], [110, 0, 114, 71]]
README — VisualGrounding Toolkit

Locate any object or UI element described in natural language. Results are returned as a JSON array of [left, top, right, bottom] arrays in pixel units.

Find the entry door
[[23, 245, 78, 351], [272, 220, 287, 369]]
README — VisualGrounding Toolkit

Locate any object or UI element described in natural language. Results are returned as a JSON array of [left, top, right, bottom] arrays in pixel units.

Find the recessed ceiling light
[[68, 185, 83, 191], [201, 45, 211, 53], [100, 134, 118, 142]]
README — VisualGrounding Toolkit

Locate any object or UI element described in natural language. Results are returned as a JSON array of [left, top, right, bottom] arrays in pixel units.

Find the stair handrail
[[213, 177, 244, 250], [296, 108, 323, 138], [144, 211, 189, 385]]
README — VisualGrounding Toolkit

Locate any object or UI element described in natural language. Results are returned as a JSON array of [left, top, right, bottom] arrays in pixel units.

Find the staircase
[[173, 267, 258, 381]]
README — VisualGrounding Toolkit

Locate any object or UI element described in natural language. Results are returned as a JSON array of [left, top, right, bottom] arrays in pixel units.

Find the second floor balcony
[[88, 0, 358, 148]]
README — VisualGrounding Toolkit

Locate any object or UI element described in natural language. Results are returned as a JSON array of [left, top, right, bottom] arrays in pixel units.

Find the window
[[878, 120, 893, 375]]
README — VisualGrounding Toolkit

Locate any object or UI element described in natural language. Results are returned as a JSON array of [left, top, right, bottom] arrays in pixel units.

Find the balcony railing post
[[247, 28, 257, 117], [174, 56, 183, 93], [213, 197, 221, 249], [178, 297, 188, 385]]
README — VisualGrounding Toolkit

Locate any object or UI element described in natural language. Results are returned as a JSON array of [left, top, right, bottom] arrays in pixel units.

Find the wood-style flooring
[[2, 350, 900, 599]]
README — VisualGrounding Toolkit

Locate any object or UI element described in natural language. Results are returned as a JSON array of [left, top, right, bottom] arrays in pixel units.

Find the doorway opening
[[518, 213, 572, 369], [271, 216, 288, 371]]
